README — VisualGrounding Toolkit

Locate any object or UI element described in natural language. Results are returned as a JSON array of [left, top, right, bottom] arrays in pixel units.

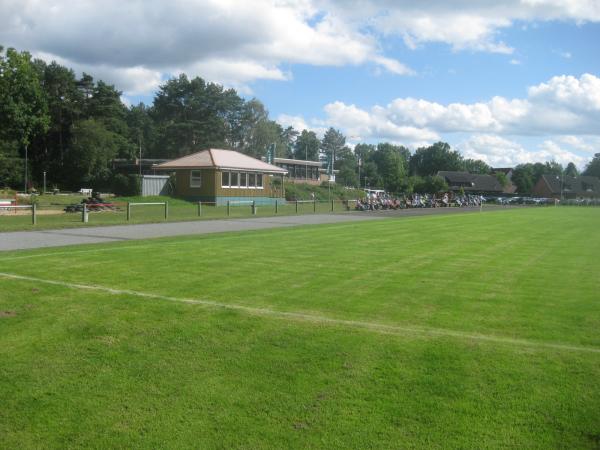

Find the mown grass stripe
[[2, 271, 599, 355]]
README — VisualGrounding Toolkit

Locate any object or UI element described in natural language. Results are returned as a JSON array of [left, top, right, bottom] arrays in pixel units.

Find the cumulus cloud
[[2, 1, 599, 94], [325, 0, 600, 53], [317, 74, 600, 143], [459, 135, 588, 167], [273, 73, 599, 165], [0, 0, 411, 93]]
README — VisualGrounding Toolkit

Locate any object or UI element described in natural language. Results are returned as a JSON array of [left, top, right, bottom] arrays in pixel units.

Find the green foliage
[[463, 158, 491, 174], [320, 127, 345, 161], [0, 155, 24, 188], [152, 74, 249, 158], [409, 142, 463, 176], [334, 146, 359, 187], [295, 130, 320, 161], [583, 154, 600, 178], [0, 47, 50, 146], [412, 175, 449, 193], [370, 143, 408, 191], [512, 161, 563, 194], [63, 119, 120, 189], [495, 171, 509, 188], [111, 174, 141, 196]]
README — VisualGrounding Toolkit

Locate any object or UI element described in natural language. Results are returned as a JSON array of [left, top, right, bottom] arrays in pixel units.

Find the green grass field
[[1, 208, 599, 448]]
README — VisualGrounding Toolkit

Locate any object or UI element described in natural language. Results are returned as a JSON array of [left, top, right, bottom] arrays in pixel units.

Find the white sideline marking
[[1, 271, 599, 355]]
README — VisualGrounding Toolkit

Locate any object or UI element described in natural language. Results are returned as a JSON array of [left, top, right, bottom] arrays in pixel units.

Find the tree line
[[1, 46, 599, 195]]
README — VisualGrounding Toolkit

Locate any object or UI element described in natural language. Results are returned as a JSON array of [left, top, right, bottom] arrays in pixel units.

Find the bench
[[79, 188, 93, 196]]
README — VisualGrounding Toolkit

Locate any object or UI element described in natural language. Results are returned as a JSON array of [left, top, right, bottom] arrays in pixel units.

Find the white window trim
[[256, 173, 264, 189], [239, 172, 248, 189], [190, 170, 202, 188]]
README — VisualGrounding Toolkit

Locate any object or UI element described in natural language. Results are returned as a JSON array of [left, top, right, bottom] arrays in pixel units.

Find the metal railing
[[127, 202, 168, 221], [0, 204, 36, 224]]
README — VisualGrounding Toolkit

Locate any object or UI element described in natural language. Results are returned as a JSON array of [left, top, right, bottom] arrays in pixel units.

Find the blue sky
[[2, 0, 599, 168]]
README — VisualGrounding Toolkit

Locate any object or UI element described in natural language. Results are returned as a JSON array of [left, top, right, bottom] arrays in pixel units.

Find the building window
[[248, 173, 256, 188], [222, 171, 230, 187], [240, 172, 247, 188], [230, 172, 239, 187], [256, 174, 263, 188], [190, 170, 202, 188]]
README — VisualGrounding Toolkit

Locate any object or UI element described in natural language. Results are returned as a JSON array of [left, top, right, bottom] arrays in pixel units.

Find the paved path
[[0, 206, 499, 252]]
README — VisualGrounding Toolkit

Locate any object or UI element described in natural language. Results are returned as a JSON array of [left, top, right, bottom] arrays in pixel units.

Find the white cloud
[[0, 0, 412, 93], [316, 74, 600, 143], [459, 135, 588, 167], [276, 114, 327, 137], [325, 0, 600, 54], [556, 135, 600, 153], [2, 1, 599, 94]]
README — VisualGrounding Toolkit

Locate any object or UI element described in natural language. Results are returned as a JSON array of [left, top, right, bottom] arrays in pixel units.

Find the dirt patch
[[0, 310, 17, 318], [95, 335, 119, 345]]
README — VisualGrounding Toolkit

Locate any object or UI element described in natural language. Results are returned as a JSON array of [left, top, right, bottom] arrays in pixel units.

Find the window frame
[[190, 170, 202, 188], [221, 171, 230, 188], [230, 172, 239, 188]]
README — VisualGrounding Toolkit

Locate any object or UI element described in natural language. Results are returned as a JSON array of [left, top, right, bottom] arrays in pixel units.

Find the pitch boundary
[[1, 271, 599, 355]]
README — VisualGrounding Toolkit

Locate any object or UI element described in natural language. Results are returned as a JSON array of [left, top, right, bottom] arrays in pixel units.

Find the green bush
[[0, 156, 24, 189], [111, 174, 141, 196]]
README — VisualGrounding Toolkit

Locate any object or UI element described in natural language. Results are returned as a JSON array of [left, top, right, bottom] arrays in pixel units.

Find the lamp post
[[556, 174, 564, 202]]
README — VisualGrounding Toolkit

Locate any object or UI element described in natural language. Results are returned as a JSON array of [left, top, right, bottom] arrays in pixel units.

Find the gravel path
[[0, 206, 503, 252]]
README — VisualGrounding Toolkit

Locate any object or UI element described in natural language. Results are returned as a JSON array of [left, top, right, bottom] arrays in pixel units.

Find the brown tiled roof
[[437, 171, 503, 192], [541, 174, 600, 195], [153, 149, 287, 174]]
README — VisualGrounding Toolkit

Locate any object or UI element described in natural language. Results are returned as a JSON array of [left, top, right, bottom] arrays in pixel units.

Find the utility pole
[[139, 135, 142, 178], [305, 143, 308, 180], [24, 144, 28, 193]]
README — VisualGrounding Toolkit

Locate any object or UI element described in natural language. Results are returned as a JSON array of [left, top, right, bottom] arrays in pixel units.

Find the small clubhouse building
[[153, 149, 287, 205]]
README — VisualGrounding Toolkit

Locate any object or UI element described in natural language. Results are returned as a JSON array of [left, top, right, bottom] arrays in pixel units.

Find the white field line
[[1, 271, 599, 355]]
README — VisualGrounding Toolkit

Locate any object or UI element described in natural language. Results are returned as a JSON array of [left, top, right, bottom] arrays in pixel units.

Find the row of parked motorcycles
[[355, 194, 484, 211]]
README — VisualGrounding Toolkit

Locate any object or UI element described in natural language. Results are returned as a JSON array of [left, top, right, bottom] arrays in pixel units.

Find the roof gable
[[540, 174, 600, 195], [154, 149, 287, 173]]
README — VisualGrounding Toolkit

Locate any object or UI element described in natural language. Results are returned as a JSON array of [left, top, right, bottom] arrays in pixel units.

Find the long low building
[[437, 171, 504, 195], [153, 149, 287, 205], [532, 174, 600, 199], [270, 157, 337, 185]]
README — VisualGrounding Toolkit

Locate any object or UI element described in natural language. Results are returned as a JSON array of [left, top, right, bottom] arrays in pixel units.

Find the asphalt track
[[0, 206, 506, 252]]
